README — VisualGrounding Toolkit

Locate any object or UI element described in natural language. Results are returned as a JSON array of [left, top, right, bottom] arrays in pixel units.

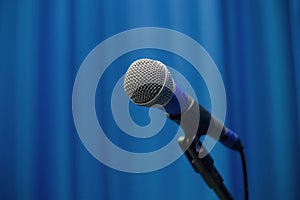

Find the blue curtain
[[0, 0, 299, 200]]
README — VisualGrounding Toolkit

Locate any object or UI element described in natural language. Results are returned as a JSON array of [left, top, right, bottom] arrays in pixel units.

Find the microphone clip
[[178, 136, 234, 200]]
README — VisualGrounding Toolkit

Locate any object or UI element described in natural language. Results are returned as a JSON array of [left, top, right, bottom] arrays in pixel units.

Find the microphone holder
[[178, 136, 234, 200]]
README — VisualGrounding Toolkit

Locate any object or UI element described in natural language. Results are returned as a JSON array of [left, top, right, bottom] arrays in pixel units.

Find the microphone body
[[165, 85, 242, 151]]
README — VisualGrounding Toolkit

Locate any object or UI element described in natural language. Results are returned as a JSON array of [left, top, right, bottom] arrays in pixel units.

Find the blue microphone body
[[164, 84, 242, 151]]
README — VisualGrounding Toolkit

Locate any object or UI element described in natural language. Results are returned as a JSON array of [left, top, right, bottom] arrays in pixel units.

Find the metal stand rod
[[178, 136, 234, 200]]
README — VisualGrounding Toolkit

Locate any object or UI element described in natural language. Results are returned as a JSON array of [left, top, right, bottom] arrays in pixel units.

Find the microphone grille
[[124, 58, 175, 106]]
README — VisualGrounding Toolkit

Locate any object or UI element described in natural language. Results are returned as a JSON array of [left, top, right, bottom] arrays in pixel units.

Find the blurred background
[[0, 0, 300, 199]]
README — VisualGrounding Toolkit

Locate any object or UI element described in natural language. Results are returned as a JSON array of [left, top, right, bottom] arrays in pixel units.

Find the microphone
[[123, 58, 242, 151]]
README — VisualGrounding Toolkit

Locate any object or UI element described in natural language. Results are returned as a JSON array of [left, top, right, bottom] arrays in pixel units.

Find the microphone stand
[[178, 136, 234, 200]]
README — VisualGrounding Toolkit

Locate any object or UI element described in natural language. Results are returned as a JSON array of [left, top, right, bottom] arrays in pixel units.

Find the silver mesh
[[123, 58, 175, 107]]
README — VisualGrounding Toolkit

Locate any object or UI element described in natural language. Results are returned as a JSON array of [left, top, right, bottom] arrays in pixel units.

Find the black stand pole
[[178, 136, 234, 200]]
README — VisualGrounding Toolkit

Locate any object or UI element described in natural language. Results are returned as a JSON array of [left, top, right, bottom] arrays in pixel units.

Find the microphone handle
[[169, 95, 242, 151]]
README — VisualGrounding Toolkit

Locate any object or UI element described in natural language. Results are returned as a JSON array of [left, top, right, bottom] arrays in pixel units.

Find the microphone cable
[[239, 147, 248, 200]]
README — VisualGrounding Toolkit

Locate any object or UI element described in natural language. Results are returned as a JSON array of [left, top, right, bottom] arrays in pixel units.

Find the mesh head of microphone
[[123, 58, 176, 107]]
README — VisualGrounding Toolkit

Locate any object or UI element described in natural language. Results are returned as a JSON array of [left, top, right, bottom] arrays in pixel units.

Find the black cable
[[239, 149, 249, 200]]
